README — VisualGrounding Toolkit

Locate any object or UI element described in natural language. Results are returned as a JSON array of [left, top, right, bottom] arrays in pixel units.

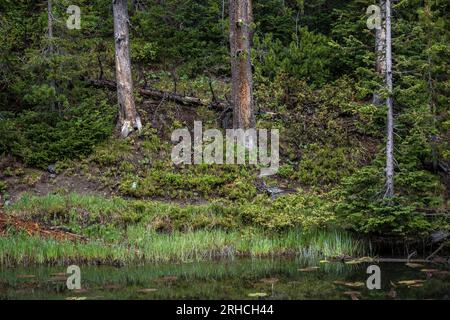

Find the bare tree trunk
[[373, 0, 386, 105], [47, 0, 54, 53], [113, 0, 142, 138], [229, 0, 255, 130], [384, 0, 394, 198]]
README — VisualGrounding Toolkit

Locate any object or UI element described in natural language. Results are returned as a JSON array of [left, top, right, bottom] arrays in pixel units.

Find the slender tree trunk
[[229, 0, 255, 130], [47, 0, 54, 53], [113, 0, 142, 138], [373, 0, 386, 105], [385, 0, 394, 198]]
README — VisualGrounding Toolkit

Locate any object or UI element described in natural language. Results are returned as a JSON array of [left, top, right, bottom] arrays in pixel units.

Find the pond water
[[1, 258, 449, 300]]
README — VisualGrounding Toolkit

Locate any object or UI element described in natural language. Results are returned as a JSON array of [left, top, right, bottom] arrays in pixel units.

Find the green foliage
[[91, 138, 133, 167], [0, 181, 7, 194], [334, 160, 447, 236], [2, 96, 115, 167], [9, 192, 337, 236], [0, 113, 24, 157], [297, 145, 358, 187], [131, 0, 228, 76], [3, 192, 364, 265], [0, 226, 363, 266], [277, 164, 295, 179], [0, 0, 448, 242], [120, 165, 258, 201], [0, 1, 115, 166], [254, 28, 336, 87], [240, 192, 335, 231]]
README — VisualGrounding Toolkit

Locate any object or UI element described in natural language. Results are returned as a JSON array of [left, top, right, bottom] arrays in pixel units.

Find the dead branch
[[88, 79, 226, 110]]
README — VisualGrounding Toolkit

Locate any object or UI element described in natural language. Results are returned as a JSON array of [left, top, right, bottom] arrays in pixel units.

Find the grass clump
[[1, 193, 365, 266], [0, 229, 363, 267]]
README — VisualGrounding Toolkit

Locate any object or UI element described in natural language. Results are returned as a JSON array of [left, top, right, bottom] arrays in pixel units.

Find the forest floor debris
[[0, 212, 84, 241]]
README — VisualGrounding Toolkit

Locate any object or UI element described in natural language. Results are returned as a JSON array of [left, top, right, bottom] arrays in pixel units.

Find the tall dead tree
[[47, 0, 54, 53], [229, 0, 255, 130], [384, 0, 395, 198], [373, 0, 386, 106], [113, 0, 142, 137]]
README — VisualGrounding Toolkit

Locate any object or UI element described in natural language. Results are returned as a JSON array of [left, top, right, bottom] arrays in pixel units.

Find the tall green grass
[[1, 193, 365, 266], [0, 228, 364, 266]]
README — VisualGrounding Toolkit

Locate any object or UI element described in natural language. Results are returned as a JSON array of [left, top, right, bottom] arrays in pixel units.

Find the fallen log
[[374, 258, 429, 263], [88, 79, 226, 109], [426, 242, 446, 261], [88, 78, 116, 90], [139, 88, 203, 106]]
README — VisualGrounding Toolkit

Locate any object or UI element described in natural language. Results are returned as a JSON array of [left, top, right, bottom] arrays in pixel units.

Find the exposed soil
[[7, 173, 108, 202], [0, 212, 84, 241], [0, 155, 110, 203]]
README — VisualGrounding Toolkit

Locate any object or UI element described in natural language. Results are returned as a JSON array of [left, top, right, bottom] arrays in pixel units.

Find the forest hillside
[[0, 0, 449, 266]]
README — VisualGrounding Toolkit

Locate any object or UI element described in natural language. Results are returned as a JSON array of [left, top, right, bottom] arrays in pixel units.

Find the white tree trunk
[[385, 0, 394, 198], [113, 0, 142, 138], [47, 0, 53, 52]]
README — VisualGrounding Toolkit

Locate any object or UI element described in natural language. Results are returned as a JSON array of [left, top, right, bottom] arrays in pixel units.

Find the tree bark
[[113, 0, 142, 138], [47, 0, 54, 53], [229, 0, 255, 130], [373, 0, 386, 105], [384, 0, 394, 198]]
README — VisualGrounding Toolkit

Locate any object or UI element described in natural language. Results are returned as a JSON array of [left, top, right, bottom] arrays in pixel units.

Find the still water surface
[[1, 258, 449, 300]]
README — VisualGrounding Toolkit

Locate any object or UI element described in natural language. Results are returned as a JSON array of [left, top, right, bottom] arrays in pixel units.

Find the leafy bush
[[240, 192, 335, 231], [120, 165, 258, 201], [0, 113, 24, 157], [334, 163, 446, 236], [254, 28, 337, 87], [0, 96, 115, 167]]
